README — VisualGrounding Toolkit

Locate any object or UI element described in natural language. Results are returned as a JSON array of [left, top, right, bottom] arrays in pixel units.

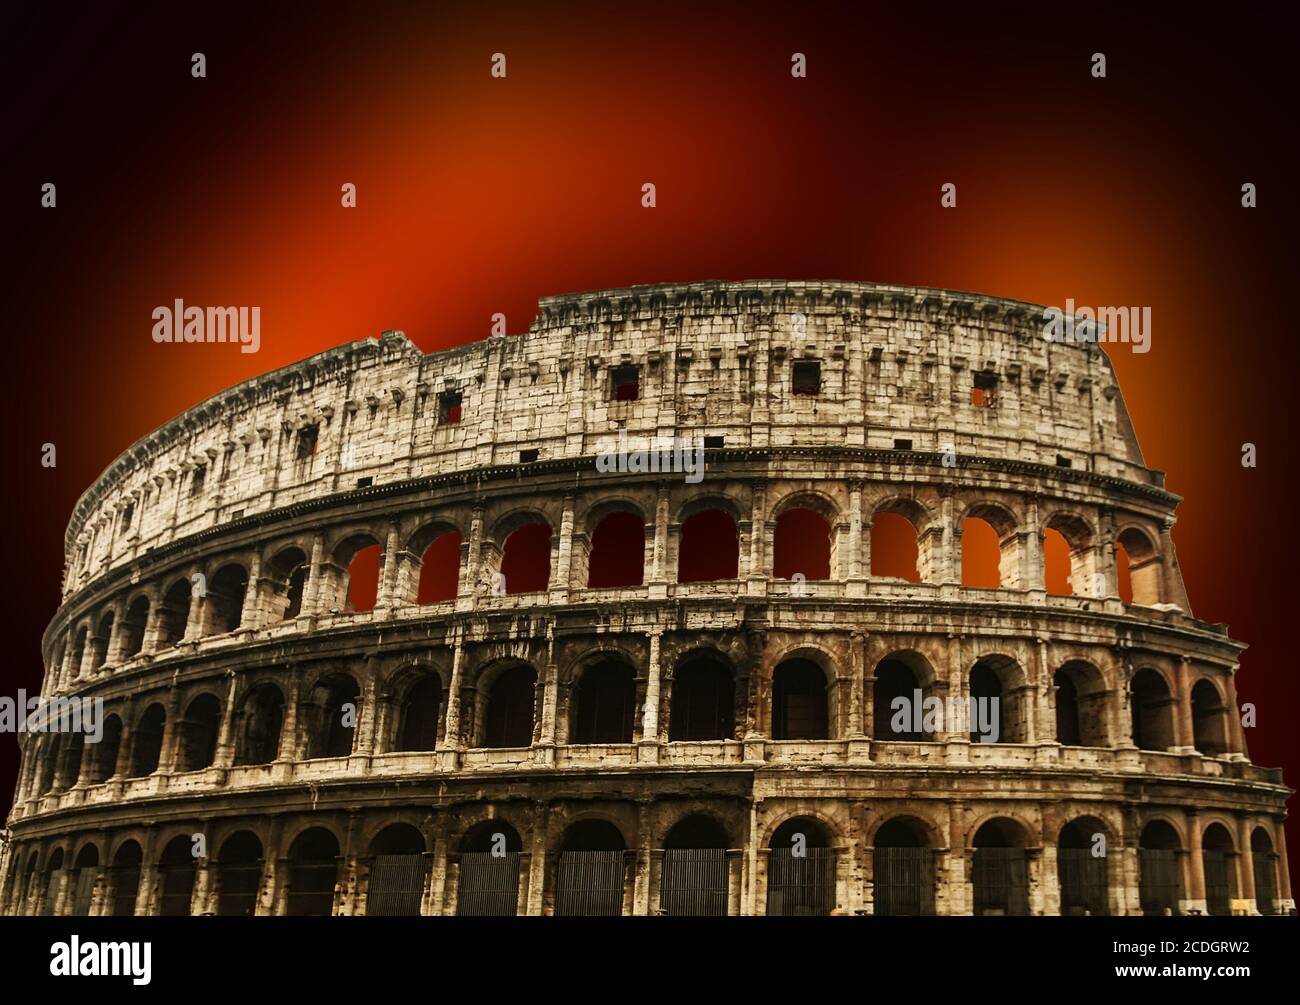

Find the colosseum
[[2, 279, 1292, 918]]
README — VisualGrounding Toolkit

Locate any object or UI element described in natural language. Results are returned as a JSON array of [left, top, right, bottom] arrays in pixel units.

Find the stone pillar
[[213, 672, 239, 769], [1223, 668, 1247, 758], [632, 801, 654, 915], [1023, 495, 1045, 597], [639, 630, 663, 762], [376, 521, 402, 609], [945, 801, 967, 915], [301, 533, 327, 617], [182, 572, 206, 642], [648, 483, 670, 598], [1236, 815, 1257, 914], [525, 802, 548, 916], [746, 483, 766, 595], [1276, 820, 1293, 911], [276, 675, 301, 762], [551, 494, 575, 602], [845, 481, 865, 595], [457, 506, 484, 611], [1120, 804, 1143, 915], [1184, 811, 1207, 914], [1174, 657, 1197, 754], [442, 641, 465, 763], [238, 551, 263, 629]]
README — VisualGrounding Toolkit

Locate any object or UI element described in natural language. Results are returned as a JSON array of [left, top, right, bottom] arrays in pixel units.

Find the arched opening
[[1202, 823, 1236, 917], [37, 734, 60, 795], [119, 596, 149, 659], [156, 580, 192, 648], [1130, 669, 1175, 752], [176, 693, 222, 772], [570, 661, 636, 744], [1054, 661, 1110, 747], [1138, 820, 1183, 916], [968, 656, 1026, 743], [344, 543, 381, 613], [773, 508, 831, 582], [416, 531, 462, 603], [1251, 828, 1278, 916], [771, 659, 829, 740], [397, 674, 443, 752], [971, 819, 1030, 916], [587, 512, 645, 588], [555, 820, 626, 917], [216, 832, 263, 917], [457, 820, 523, 917], [1058, 818, 1109, 916], [70, 844, 100, 916], [873, 818, 935, 916], [1191, 679, 1229, 757], [677, 510, 739, 583], [235, 684, 285, 766], [69, 625, 88, 677], [268, 547, 309, 620], [481, 665, 536, 749], [669, 654, 735, 741], [54, 730, 84, 789], [87, 714, 122, 783], [873, 654, 934, 741], [366, 823, 428, 916], [90, 611, 114, 669], [1043, 528, 1073, 595], [286, 828, 341, 916], [21, 854, 39, 914], [500, 522, 552, 594], [767, 817, 834, 916], [304, 674, 361, 760], [157, 836, 197, 916], [204, 564, 248, 635], [870, 511, 920, 582], [39, 848, 65, 916], [128, 703, 166, 777], [960, 517, 1002, 588], [1116, 527, 1161, 606], [660, 814, 730, 917], [110, 841, 142, 917]]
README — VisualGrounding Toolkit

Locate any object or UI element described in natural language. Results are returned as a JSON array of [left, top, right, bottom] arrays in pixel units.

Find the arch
[[1250, 826, 1278, 916], [304, 673, 361, 759], [204, 563, 249, 635], [970, 817, 1032, 916], [54, 729, 85, 790], [157, 835, 197, 916], [370, 823, 426, 856], [1054, 660, 1110, 747], [1058, 817, 1110, 915], [873, 816, 936, 917], [1115, 525, 1161, 606], [119, 595, 150, 659], [772, 508, 832, 582], [37, 733, 61, 795], [1131, 667, 1176, 752], [86, 712, 122, 785], [500, 521, 552, 595], [342, 541, 381, 613], [1138, 819, 1184, 916], [771, 658, 830, 740], [90, 610, 114, 669], [669, 651, 736, 741], [1201, 821, 1237, 916], [70, 842, 101, 917], [129, 703, 166, 776], [156, 579, 192, 648], [365, 822, 429, 916], [570, 659, 636, 744], [1190, 678, 1229, 756], [586, 511, 646, 588], [267, 546, 309, 620], [677, 509, 738, 583], [109, 840, 142, 917], [967, 654, 1027, 743], [395, 673, 443, 752], [286, 827, 341, 916], [1042, 510, 1095, 597], [69, 624, 89, 677], [480, 663, 537, 748], [456, 819, 523, 917], [766, 815, 834, 916], [554, 819, 627, 917], [216, 831, 263, 917], [870, 503, 922, 582], [176, 693, 222, 771], [872, 651, 937, 741], [416, 529, 462, 604], [235, 682, 285, 766], [659, 813, 731, 917]]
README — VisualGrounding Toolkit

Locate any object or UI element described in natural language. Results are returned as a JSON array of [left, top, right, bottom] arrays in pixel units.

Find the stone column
[[551, 494, 575, 602], [1185, 811, 1207, 914], [1023, 495, 1045, 597], [639, 630, 663, 762], [1174, 657, 1197, 754], [1223, 668, 1247, 758], [648, 483, 670, 598], [376, 521, 402, 609], [457, 506, 484, 611], [238, 551, 263, 629], [213, 672, 239, 769], [276, 675, 301, 762], [1236, 815, 1257, 914], [301, 533, 327, 617], [525, 802, 549, 916], [441, 641, 465, 766]]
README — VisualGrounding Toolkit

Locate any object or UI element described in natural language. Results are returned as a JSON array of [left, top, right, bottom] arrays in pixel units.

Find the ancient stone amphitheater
[[2, 280, 1292, 918]]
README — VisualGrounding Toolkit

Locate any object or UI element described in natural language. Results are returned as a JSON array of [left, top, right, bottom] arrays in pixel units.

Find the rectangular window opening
[[297, 424, 319, 459], [1055, 455, 1073, 468], [703, 435, 725, 449], [438, 391, 463, 425], [519, 448, 539, 463], [893, 438, 913, 450], [972, 371, 998, 407], [611, 365, 640, 402], [357, 476, 373, 488], [792, 360, 821, 396], [191, 466, 206, 496]]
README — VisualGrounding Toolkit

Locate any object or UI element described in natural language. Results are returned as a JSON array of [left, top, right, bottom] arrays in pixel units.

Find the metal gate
[[456, 851, 520, 916], [660, 848, 728, 916], [972, 848, 1029, 916], [1058, 848, 1109, 916], [1253, 851, 1276, 916], [874, 847, 934, 916], [112, 869, 141, 916], [766, 847, 835, 916], [1203, 851, 1231, 916], [1139, 849, 1181, 915], [72, 868, 98, 916], [285, 862, 338, 916], [158, 866, 196, 916], [366, 854, 427, 916], [217, 863, 263, 916], [555, 850, 625, 917]]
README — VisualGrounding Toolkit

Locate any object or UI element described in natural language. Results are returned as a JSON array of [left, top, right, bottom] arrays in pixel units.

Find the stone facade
[[1, 279, 1292, 917]]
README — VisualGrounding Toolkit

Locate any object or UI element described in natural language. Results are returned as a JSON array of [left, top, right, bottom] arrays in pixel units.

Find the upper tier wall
[[64, 280, 1152, 592]]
